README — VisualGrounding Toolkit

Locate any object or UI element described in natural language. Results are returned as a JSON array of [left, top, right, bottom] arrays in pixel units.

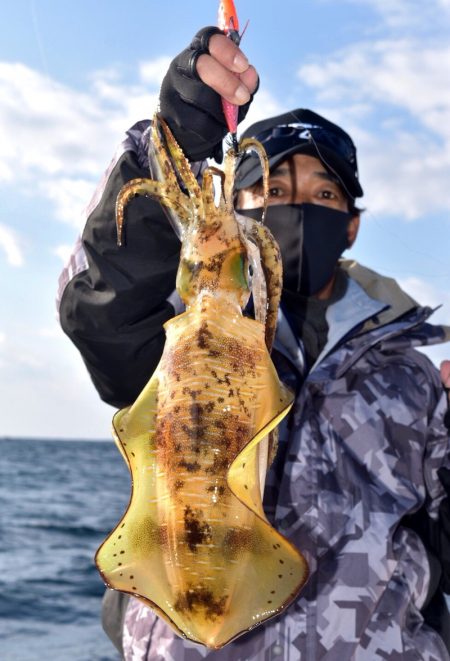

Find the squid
[[95, 114, 308, 649]]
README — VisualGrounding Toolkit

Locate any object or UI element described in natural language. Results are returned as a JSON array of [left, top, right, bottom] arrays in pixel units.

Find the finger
[[196, 53, 251, 105], [440, 360, 450, 389], [208, 33, 250, 74], [238, 65, 259, 95]]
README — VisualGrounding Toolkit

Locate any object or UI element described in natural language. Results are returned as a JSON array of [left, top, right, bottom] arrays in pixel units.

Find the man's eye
[[319, 190, 336, 199], [268, 187, 284, 197]]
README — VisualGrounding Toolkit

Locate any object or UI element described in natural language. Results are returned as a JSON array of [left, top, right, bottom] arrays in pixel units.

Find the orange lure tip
[[218, 0, 240, 35]]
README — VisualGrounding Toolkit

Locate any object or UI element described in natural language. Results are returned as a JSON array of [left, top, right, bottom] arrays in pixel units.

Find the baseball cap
[[234, 108, 363, 199]]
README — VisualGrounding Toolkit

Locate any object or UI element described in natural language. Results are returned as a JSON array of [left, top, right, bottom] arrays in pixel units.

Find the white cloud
[[299, 41, 450, 130], [40, 177, 95, 229], [53, 244, 74, 264], [0, 322, 114, 438], [340, 0, 450, 30], [16, 353, 44, 370], [0, 223, 24, 266], [297, 38, 450, 219], [139, 57, 172, 86], [0, 331, 5, 369], [0, 62, 107, 180], [0, 60, 162, 226], [238, 88, 284, 130], [38, 325, 64, 339]]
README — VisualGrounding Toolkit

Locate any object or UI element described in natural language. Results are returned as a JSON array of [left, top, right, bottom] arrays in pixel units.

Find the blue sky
[[1, 0, 450, 438]]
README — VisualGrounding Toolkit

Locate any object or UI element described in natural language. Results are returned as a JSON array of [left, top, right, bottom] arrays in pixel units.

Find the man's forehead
[[270, 158, 339, 183]]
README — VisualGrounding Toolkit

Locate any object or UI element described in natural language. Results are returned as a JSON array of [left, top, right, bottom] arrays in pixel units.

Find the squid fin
[[95, 375, 172, 607]]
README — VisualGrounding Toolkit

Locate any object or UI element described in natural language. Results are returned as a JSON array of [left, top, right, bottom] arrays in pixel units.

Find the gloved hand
[[159, 26, 259, 163]]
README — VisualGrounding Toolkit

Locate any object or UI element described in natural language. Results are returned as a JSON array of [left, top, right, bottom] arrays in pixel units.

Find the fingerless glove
[[159, 26, 256, 162]]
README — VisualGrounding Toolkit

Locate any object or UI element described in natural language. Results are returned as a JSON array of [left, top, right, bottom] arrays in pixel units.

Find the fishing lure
[[95, 115, 308, 649], [218, 0, 245, 151]]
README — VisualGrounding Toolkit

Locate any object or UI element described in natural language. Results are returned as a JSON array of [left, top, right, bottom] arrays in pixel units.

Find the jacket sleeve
[[405, 379, 450, 646], [434, 397, 450, 594], [58, 121, 188, 408], [424, 387, 450, 594], [406, 374, 450, 597]]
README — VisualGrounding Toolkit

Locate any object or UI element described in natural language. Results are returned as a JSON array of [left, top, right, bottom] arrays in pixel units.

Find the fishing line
[[361, 208, 450, 279], [30, 0, 51, 79]]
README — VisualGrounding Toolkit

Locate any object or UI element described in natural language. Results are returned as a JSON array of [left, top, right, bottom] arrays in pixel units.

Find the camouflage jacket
[[121, 263, 450, 661], [57, 123, 450, 660]]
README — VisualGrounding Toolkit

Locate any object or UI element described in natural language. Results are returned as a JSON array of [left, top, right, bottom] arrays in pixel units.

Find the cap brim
[[235, 142, 363, 199]]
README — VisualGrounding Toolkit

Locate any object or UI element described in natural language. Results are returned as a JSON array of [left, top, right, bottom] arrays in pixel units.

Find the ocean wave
[[1, 438, 128, 659]]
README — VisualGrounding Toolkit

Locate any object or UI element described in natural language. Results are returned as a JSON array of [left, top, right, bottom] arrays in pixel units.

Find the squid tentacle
[[116, 179, 193, 246], [153, 117, 203, 214], [249, 223, 283, 353]]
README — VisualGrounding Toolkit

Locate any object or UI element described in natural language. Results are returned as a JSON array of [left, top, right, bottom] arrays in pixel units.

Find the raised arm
[[58, 28, 258, 407]]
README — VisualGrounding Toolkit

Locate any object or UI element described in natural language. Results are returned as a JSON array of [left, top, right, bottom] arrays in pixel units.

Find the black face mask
[[236, 203, 352, 296]]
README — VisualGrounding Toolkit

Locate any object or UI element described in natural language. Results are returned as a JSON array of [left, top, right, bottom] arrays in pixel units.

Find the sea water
[[0, 437, 130, 660]]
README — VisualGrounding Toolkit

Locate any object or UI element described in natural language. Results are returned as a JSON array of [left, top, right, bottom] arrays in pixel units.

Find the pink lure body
[[218, 0, 241, 136]]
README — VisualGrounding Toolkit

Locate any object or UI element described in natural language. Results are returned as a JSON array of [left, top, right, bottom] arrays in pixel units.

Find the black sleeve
[[436, 402, 450, 594], [437, 466, 450, 593], [404, 466, 450, 648], [59, 142, 181, 408]]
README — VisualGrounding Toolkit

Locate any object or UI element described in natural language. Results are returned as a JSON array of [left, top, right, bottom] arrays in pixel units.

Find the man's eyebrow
[[315, 171, 340, 185], [267, 164, 291, 177], [268, 166, 340, 185]]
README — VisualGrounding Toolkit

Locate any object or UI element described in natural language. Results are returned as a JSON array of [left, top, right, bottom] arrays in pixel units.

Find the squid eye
[[248, 263, 253, 286]]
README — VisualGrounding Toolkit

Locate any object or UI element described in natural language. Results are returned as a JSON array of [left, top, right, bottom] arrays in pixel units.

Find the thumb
[[440, 360, 450, 389]]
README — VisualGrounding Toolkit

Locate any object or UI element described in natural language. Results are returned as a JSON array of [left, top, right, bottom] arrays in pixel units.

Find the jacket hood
[[339, 260, 416, 331], [275, 260, 450, 377]]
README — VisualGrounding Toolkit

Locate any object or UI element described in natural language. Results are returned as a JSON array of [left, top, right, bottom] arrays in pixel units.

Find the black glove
[[159, 26, 257, 163], [445, 407, 450, 431]]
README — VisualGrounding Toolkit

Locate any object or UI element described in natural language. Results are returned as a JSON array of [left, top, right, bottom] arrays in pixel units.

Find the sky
[[1, 0, 449, 439]]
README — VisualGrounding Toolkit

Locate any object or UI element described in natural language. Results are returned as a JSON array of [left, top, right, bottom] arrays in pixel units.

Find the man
[[58, 28, 450, 660]]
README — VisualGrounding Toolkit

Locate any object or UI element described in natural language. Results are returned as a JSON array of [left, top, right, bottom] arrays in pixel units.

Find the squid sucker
[[95, 114, 309, 649]]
